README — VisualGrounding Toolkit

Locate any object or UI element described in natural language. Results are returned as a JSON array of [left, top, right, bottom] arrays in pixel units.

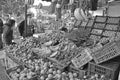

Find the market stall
[[0, 0, 120, 80]]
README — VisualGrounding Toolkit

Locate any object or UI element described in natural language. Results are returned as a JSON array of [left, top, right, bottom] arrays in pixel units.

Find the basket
[[94, 16, 107, 23], [0, 62, 10, 80], [91, 40, 120, 64], [71, 48, 93, 68], [88, 60, 120, 80], [6, 52, 24, 65], [107, 16, 120, 24]]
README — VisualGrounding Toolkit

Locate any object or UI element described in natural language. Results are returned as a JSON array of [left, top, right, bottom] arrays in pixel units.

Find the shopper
[[0, 18, 3, 49], [2, 19, 15, 46], [90, 0, 98, 11]]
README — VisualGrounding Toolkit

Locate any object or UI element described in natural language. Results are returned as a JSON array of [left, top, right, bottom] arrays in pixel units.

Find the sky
[[33, 0, 51, 6], [29, 0, 51, 18]]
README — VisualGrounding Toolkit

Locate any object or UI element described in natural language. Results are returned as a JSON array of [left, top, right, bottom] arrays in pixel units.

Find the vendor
[[0, 18, 3, 49], [18, 14, 36, 38], [2, 19, 15, 46]]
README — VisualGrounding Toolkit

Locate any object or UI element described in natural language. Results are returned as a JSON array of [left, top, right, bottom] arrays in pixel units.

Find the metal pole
[[24, 3, 27, 37]]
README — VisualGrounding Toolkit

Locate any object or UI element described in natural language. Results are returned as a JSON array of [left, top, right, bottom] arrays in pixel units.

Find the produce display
[[3, 12, 120, 80], [105, 24, 118, 30], [90, 35, 101, 42], [95, 16, 107, 22], [103, 31, 116, 37], [107, 17, 120, 24], [93, 23, 105, 29], [91, 29, 103, 35], [7, 58, 85, 80], [86, 20, 94, 27]]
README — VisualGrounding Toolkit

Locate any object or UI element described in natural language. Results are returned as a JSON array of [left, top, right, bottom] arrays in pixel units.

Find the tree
[[0, 0, 25, 16]]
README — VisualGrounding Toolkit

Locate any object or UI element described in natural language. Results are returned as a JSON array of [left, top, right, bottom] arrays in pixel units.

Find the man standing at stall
[[0, 18, 3, 49], [18, 13, 36, 38]]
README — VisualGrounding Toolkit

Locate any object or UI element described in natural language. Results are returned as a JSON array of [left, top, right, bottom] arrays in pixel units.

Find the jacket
[[0, 19, 3, 34], [3, 24, 13, 45]]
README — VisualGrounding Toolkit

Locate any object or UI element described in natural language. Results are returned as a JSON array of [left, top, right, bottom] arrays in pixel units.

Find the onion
[[35, 65, 40, 71], [57, 70, 61, 74], [48, 74, 53, 78], [50, 64, 54, 68], [46, 78, 49, 80], [53, 71, 57, 75], [73, 73, 77, 77], [55, 74, 61, 79], [27, 74, 32, 79], [40, 76, 45, 80], [48, 68, 53, 73], [70, 78, 74, 80], [16, 69, 21, 72], [28, 60, 32, 63], [41, 70, 45, 74]]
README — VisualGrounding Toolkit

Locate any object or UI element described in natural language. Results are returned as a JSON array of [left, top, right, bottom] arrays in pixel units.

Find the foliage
[[0, 0, 25, 16]]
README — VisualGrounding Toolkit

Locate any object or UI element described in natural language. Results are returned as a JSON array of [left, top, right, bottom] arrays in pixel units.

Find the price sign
[[71, 48, 93, 68]]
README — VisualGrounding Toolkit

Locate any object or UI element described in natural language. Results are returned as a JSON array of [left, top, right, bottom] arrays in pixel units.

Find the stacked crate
[[88, 60, 120, 80], [87, 16, 120, 80]]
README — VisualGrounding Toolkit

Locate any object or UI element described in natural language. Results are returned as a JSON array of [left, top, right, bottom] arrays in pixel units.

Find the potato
[[48, 68, 53, 73]]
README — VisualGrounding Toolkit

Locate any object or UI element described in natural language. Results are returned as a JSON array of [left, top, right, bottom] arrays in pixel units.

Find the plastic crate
[[88, 60, 120, 80], [0, 62, 10, 80], [91, 40, 120, 64], [69, 65, 87, 78], [94, 16, 107, 23], [107, 16, 120, 24], [6, 52, 24, 65], [71, 48, 93, 68]]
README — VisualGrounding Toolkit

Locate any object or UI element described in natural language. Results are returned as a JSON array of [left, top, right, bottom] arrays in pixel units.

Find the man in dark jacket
[[0, 18, 3, 49], [18, 14, 36, 38], [3, 19, 15, 46]]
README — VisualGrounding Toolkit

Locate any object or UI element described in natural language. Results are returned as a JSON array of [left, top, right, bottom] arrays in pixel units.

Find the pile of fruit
[[7, 58, 83, 80], [94, 23, 105, 29]]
